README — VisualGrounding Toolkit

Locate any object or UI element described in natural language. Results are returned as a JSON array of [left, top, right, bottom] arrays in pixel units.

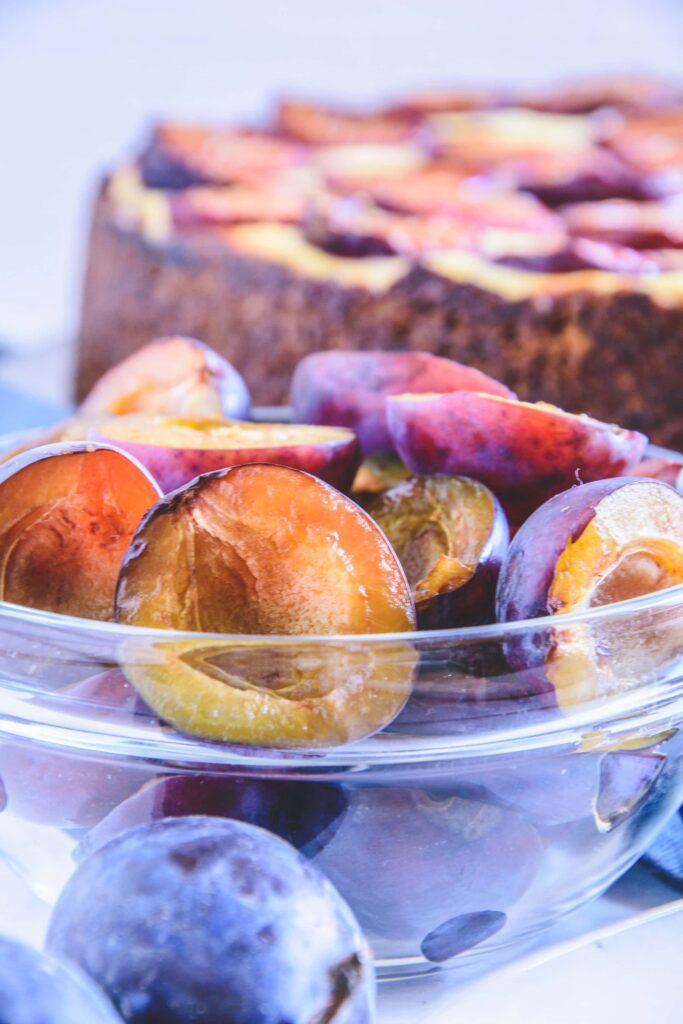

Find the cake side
[[77, 185, 683, 446]]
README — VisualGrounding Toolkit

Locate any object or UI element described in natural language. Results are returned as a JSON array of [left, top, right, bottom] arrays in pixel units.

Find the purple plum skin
[[89, 431, 360, 495], [386, 393, 648, 524], [312, 787, 543, 953], [48, 817, 375, 1024], [81, 773, 348, 861], [0, 936, 122, 1024], [291, 351, 515, 456], [495, 477, 652, 624]]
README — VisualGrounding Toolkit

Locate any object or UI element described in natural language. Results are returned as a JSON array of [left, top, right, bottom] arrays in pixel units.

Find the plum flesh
[[81, 336, 250, 420], [48, 816, 375, 1024], [92, 415, 361, 494], [366, 475, 509, 628], [291, 350, 514, 456], [387, 392, 647, 524], [496, 478, 683, 706], [116, 464, 416, 747], [0, 936, 122, 1024], [0, 443, 161, 620]]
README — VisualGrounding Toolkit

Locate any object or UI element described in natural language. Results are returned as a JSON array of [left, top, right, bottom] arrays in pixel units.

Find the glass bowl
[[0, 584, 682, 980]]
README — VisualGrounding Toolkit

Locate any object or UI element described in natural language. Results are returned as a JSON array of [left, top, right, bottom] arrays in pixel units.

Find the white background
[[0, 0, 682, 355]]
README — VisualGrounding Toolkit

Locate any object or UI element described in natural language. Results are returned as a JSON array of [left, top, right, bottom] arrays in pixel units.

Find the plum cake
[[76, 76, 683, 447]]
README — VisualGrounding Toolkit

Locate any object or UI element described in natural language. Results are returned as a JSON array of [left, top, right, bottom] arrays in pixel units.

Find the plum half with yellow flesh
[[496, 478, 683, 708], [366, 475, 509, 628], [116, 464, 417, 747], [92, 416, 360, 494], [80, 335, 250, 420], [387, 392, 648, 524], [0, 443, 161, 620]]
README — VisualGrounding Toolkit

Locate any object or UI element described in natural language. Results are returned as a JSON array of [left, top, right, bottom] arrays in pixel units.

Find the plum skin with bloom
[[48, 816, 375, 1024], [0, 935, 122, 1024]]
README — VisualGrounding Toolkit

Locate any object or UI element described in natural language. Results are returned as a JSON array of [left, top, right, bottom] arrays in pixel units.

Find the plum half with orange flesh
[[92, 416, 361, 494], [115, 464, 417, 747], [386, 392, 647, 524], [366, 475, 509, 628], [0, 443, 161, 620], [80, 336, 250, 420], [496, 478, 683, 708]]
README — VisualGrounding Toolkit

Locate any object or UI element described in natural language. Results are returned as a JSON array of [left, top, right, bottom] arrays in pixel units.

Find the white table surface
[[1, 848, 681, 1023]]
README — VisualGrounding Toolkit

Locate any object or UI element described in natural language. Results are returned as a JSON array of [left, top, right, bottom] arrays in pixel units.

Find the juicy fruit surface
[[366, 475, 509, 627], [115, 464, 416, 746], [497, 478, 683, 622], [92, 415, 361, 493], [48, 816, 375, 1024], [0, 444, 161, 620], [116, 463, 415, 635], [386, 392, 648, 523], [0, 936, 122, 1024], [291, 350, 514, 456], [497, 478, 683, 706], [81, 336, 250, 420]]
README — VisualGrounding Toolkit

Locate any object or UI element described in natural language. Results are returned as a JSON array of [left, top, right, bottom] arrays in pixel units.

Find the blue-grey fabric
[[643, 810, 683, 892], [0, 381, 72, 433]]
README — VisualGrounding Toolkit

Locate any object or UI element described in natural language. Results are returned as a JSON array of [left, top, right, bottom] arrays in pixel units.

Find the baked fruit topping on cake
[[77, 76, 683, 449]]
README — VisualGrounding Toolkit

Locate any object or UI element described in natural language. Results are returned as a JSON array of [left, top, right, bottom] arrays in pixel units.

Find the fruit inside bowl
[[1, 336, 682, 984]]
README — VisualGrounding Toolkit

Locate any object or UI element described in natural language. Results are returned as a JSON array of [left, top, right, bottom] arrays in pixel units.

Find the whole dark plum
[[0, 935, 122, 1024], [312, 787, 543, 960], [48, 816, 374, 1024]]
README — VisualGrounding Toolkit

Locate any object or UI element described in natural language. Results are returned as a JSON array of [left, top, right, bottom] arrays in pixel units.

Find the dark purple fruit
[[48, 816, 375, 1024], [0, 935, 122, 1024]]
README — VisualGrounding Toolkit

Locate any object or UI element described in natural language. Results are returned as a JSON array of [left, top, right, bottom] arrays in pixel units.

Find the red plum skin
[[291, 351, 515, 455], [387, 393, 648, 523]]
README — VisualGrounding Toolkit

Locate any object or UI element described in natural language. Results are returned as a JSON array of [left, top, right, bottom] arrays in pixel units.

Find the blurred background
[[0, 0, 681, 402]]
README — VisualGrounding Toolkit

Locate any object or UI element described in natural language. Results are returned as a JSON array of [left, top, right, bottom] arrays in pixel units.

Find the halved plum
[[562, 198, 683, 250], [366, 476, 509, 628], [351, 454, 412, 498], [312, 786, 543, 951], [116, 464, 416, 747], [138, 122, 305, 189], [633, 456, 683, 489], [277, 99, 412, 145], [386, 392, 648, 524], [0, 443, 161, 620], [291, 351, 514, 456], [496, 478, 683, 707], [81, 336, 250, 420], [169, 185, 304, 228], [91, 416, 361, 494]]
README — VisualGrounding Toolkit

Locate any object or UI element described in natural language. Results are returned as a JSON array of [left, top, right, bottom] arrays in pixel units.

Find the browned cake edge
[[76, 186, 683, 448]]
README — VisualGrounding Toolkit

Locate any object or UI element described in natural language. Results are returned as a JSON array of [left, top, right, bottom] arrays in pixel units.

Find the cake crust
[[77, 184, 683, 447]]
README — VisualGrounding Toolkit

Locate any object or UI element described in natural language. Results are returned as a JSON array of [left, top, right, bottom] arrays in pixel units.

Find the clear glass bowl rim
[[0, 429, 682, 770]]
